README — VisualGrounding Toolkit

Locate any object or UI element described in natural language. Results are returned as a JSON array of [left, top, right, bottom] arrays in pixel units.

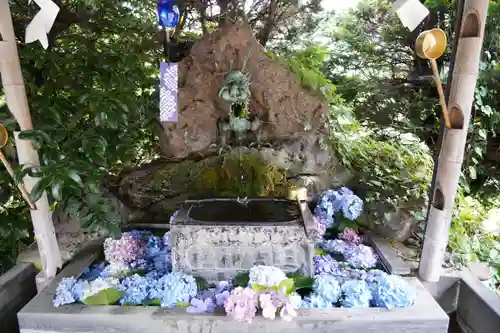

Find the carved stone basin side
[[170, 197, 315, 283]]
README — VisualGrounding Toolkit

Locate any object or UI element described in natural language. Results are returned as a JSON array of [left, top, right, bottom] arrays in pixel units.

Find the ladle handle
[[430, 59, 452, 128], [0, 151, 37, 210]]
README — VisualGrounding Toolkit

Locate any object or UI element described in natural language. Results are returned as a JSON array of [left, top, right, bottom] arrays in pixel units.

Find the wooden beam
[[0, 0, 62, 280], [419, 0, 491, 282]]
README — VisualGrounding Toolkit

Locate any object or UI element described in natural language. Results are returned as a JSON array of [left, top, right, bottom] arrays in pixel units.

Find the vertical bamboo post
[[419, 0, 490, 282], [0, 0, 62, 282]]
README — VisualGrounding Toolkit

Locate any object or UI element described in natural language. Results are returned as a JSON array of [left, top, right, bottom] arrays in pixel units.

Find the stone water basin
[[170, 198, 316, 283]]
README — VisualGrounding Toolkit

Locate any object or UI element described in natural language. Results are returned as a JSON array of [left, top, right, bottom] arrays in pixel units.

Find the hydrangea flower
[[72, 279, 90, 302], [258, 290, 300, 321], [103, 232, 147, 269], [314, 188, 362, 229], [82, 277, 120, 300], [320, 239, 378, 269], [340, 280, 371, 308], [320, 239, 350, 254], [330, 267, 368, 284], [118, 274, 150, 305], [249, 265, 287, 288], [224, 287, 258, 323], [215, 290, 231, 307], [216, 280, 233, 293], [343, 244, 378, 269], [53, 277, 78, 307], [339, 227, 361, 244], [371, 275, 416, 309], [365, 269, 388, 284], [187, 297, 216, 313], [314, 255, 340, 275], [299, 295, 333, 309], [312, 275, 341, 304], [159, 272, 198, 308], [100, 262, 131, 278], [341, 194, 363, 221]]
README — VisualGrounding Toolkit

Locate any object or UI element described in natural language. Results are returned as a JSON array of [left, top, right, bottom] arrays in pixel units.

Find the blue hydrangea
[[340, 280, 371, 308], [53, 277, 78, 307], [312, 275, 341, 304], [365, 269, 388, 284], [159, 272, 198, 308], [329, 267, 367, 285], [118, 274, 151, 305], [72, 279, 90, 302], [371, 275, 416, 309], [300, 295, 334, 309], [145, 234, 164, 258], [341, 194, 363, 221], [314, 188, 362, 229]]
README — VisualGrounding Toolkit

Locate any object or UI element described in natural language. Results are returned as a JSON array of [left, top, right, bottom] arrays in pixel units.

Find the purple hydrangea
[[187, 297, 216, 313], [314, 255, 340, 275]]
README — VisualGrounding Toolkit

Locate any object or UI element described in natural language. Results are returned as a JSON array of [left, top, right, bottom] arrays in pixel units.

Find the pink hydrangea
[[103, 233, 147, 268], [339, 227, 361, 244], [258, 291, 300, 321], [224, 287, 258, 323]]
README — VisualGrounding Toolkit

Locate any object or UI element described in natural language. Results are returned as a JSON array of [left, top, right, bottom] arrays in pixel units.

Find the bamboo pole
[[419, 0, 490, 282], [0, 0, 62, 280]]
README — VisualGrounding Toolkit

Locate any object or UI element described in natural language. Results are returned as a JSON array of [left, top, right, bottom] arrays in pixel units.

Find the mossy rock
[[119, 148, 289, 221]]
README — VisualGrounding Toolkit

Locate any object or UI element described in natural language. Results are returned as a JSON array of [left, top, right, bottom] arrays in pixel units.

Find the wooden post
[[419, 0, 490, 282], [0, 0, 62, 282]]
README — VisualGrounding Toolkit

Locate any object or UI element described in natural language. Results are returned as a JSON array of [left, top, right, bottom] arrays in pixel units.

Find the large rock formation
[[161, 23, 329, 159]]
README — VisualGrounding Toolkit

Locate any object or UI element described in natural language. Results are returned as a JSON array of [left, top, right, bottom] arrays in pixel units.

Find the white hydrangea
[[83, 277, 120, 299], [249, 265, 287, 288]]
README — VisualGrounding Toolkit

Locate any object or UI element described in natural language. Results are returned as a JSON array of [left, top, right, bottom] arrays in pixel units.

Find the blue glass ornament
[[157, 0, 180, 28]]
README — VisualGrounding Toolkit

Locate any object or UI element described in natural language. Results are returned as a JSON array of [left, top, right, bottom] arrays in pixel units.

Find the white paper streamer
[[392, 0, 430, 32], [25, 0, 60, 49]]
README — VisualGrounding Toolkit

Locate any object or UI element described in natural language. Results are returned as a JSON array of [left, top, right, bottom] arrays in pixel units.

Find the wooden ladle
[[0, 125, 37, 210], [415, 28, 452, 128]]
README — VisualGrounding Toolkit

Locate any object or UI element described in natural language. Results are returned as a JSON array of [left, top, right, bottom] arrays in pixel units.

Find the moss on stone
[[197, 153, 289, 197]]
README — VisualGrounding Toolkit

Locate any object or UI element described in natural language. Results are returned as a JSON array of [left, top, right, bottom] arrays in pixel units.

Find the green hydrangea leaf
[[278, 278, 295, 295], [83, 288, 125, 305], [150, 299, 161, 306], [234, 271, 250, 287], [290, 275, 315, 290], [176, 302, 190, 307], [251, 284, 267, 292], [195, 276, 209, 291], [315, 249, 328, 255]]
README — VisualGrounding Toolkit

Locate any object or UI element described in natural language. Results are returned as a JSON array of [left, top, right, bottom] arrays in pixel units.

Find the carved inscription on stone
[[171, 221, 315, 282]]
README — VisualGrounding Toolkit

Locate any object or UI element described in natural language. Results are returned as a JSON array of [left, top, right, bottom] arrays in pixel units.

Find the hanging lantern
[[157, 0, 180, 28]]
